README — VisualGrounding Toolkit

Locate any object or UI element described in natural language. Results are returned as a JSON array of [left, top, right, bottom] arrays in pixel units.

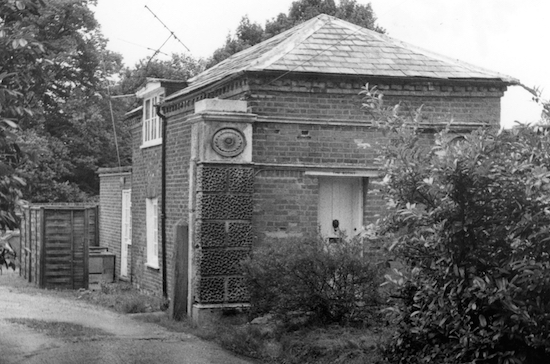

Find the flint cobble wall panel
[[195, 164, 253, 304]]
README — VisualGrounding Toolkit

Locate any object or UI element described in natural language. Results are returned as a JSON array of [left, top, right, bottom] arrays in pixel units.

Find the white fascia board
[[135, 81, 163, 99]]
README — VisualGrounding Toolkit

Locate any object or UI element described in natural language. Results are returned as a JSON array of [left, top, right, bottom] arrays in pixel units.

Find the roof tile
[[167, 14, 519, 100]]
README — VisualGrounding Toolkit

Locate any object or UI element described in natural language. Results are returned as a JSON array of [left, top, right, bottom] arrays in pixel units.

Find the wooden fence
[[20, 205, 98, 289]]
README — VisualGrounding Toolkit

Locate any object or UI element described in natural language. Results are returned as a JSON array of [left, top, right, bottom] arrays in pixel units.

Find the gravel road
[[0, 270, 253, 364]]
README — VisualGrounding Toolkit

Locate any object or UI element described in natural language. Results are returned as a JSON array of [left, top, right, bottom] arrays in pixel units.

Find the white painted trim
[[193, 303, 251, 309], [145, 263, 160, 270], [140, 138, 163, 149], [304, 170, 380, 177], [135, 82, 162, 98]]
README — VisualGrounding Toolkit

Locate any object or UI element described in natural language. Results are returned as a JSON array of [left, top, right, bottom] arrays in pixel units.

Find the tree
[[206, 16, 263, 69], [0, 0, 46, 228], [2, 0, 128, 202], [360, 85, 550, 363], [118, 53, 205, 99], [207, 0, 384, 68]]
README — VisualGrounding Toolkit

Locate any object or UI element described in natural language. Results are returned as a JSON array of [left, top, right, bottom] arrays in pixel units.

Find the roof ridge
[[325, 15, 518, 83], [249, 15, 329, 71], [185, 16, 320, 85]]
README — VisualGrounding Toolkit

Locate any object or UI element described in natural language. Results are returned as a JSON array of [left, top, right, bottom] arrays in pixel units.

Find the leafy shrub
[[242, 236, 383, 326], [369, 93, 550, 364]]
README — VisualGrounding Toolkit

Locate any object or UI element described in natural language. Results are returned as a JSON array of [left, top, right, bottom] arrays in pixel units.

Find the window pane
[[145, 99, 151, 119], [146, 198, 159, 266], [143, 94, 164, 145], [157, 117, 162, 139]]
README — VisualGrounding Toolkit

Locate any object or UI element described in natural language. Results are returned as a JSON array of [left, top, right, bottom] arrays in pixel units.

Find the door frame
[[121, 189, 131, 278]]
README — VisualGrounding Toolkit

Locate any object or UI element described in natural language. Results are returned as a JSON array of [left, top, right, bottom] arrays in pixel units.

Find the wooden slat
[[39, 208, 45, 288], [44, 264, 71, 269], [45, 272, 72, 278], [45, 278, 71, 283]]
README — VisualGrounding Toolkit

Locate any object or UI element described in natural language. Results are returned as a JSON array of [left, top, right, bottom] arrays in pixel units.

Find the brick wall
[[253, 170, 318, 240], [130, 72, 507, 299], [246, 74, 505, 126], [253, 122, 383, 165], [98, 167, 131, 279], [163, 74, 505, 127], [252, 170, 387, 241], [129, 111, 193, 296], [164, 113, 193, 298]]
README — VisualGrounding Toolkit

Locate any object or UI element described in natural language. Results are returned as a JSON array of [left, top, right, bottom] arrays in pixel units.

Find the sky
[[93, 0, 550, 128]]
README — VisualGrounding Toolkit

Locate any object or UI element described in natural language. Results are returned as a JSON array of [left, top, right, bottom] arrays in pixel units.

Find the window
[[142, 93, 164, 147], [146, 198, 159, 268]]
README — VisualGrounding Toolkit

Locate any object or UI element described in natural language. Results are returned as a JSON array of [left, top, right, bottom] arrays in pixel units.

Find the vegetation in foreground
[[362, 84, 550, 363]]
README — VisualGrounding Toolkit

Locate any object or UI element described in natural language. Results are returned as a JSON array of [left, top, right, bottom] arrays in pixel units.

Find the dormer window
[[142, 92, 164, 147]]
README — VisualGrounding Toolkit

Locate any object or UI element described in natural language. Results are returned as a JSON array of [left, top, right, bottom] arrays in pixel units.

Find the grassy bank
[[1, 270, 391, 363]]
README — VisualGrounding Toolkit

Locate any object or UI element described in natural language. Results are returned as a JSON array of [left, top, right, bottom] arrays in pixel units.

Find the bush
[[242, 236, 383, 326], [373, 116, 550, 362]]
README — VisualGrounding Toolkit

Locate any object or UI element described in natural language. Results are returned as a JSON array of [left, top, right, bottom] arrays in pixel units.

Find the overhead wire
[[144, 5, 191, 53], [145, 33, 173, 72], [142, 5, 192, 75], [115, 37, 169, 56]]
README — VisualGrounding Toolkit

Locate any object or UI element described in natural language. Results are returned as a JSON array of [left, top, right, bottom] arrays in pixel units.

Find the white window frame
[[141, 92, 164, 148], [146, 197, 159, 269], [122, 189, 132, 246]]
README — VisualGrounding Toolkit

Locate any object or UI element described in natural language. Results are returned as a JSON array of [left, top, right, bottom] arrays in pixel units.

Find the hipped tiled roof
[[167, 14, 518, 101]]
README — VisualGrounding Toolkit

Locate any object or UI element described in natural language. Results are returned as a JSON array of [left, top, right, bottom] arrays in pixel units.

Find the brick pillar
[[188, 99, 256, 324]]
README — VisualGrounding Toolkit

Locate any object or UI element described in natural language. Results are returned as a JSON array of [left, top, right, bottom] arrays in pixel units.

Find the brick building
[[98, 166, 132, 280], [99, 14, 518, 321]]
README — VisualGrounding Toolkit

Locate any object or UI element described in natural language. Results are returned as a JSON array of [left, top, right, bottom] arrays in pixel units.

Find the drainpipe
[[156, 104, 168, 300]]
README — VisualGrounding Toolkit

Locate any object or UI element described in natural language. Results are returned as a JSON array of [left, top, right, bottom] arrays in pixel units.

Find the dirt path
[[0, 270, 253, 364]]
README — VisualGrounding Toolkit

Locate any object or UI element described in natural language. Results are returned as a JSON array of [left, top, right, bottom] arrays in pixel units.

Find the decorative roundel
[[211, 128, 246, 157]]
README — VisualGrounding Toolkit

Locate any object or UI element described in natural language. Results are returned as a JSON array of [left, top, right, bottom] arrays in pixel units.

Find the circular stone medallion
[[211, 128, 246, 157]]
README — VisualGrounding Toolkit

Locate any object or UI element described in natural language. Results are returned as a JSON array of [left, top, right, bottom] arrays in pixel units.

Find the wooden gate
[[20, 205, 98, 289]]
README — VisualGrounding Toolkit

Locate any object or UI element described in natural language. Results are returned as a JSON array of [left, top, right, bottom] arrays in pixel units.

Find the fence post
[[169, 219, 189, 320]]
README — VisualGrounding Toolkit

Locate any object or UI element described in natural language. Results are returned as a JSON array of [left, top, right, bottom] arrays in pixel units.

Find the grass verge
[[2, 270, 391, 363], [133, 312, 392, 364], [7, 318, 112, 341], [0, 269, 166, 314]]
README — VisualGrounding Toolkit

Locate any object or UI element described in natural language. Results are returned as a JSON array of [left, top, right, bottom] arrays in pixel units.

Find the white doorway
[[318, 177, 363, 239], [121, 189, 132, 277]]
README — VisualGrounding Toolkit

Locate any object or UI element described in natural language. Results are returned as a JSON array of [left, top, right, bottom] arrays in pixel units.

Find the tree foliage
[[2, 0, 129, 203], [117, 53, 205, 107], [207, 0, 384, 68], [0, 0, 45, 228], [361, 85, 550, 363]]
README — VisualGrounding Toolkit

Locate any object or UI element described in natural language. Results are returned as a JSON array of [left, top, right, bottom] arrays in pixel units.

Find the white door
[[121, 189, 132, 277], [318, 177, 363, 239]]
